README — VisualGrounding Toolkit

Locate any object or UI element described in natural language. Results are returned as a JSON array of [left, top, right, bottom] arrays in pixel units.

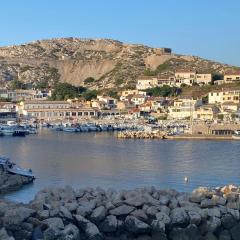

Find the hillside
[[0, 38, 238, 90]]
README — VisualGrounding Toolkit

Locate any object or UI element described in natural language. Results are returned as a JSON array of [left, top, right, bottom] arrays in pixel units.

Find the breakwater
[[1, 185, 240, 240], [117, 131, 166, 139]]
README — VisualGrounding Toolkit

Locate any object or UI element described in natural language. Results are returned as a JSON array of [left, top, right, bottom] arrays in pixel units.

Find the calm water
[[0, 129, 240, 203]]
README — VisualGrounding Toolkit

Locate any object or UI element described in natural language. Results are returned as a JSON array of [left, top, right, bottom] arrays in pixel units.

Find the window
[[90, 112, 94, 116], [72, 112, 76, 116], [66, 112, 70, 116], [84, 112, 88, 116], [78, 112, 82, 116]]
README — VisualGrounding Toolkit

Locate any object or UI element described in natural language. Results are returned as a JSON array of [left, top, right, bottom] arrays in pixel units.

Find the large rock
[[42, 217, 64, 230], [221, 214, 236, 229], [99, 215, 118, 233], [59, 206, 73, 221], [170, 208, 189, 228], [0, 228, 14, 240], [59, 224, 80, 240], [90, 206, 106, 224], [109, 204, 135, 216], [151, 220, 165, 233], [230, 222, 240, 240], [124, 216, 150, 234], [75, 215, 103, 240], [131, 209, 148, 222], [155, 212, 171, 226], [3, 207, 36, 226]]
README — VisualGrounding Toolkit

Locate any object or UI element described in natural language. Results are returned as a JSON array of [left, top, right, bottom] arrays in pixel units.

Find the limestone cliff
[[0, 38, 238, 90]]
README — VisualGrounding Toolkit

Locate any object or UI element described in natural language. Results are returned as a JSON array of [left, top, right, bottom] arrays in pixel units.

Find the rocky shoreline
[[0, 185, 240, 239]]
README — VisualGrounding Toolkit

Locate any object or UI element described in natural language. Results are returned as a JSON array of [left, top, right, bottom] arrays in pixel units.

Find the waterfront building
[[193, 105, 220, 120], [224, 70, 240, 83], [17, 100, 98, 120], [0, 102, 17, 123], [96, 96, 117, 109], [168, 97, 202, 119]]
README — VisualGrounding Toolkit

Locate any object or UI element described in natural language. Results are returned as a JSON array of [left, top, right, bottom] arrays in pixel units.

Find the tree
[[82, 90, 98, 101], [10, 80, 24, 90], [145, 86, 181, 97], [84, 77, 95, 85], [51, 83, 86, 100]]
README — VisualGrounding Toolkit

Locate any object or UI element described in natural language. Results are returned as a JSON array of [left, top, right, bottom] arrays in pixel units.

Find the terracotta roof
[[138, 76, 156, 80], [225, 70, 240, 75]]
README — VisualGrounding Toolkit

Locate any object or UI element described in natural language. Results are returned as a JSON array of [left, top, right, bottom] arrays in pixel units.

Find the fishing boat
[[7, 165, 35, 180], [232, 130, 240, 140], [0, 125, 15, 136], [63, 127, 78, 132]]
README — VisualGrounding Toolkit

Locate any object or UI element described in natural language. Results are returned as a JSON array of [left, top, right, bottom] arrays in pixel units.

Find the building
[[131, 94, 146, 106], [157, 75, 176, 87], [120, 90, 146, 101], [208, 89, 240, 104], [193, 105, 220, 120], [175, 70, 196, 86], [0, 89, 51, 101], [168, 98, 202, 119], [0, 102, 17, 123], [136, 76, 158, 90], [96, 96, 117, 109], [224, 70, 240, 83], [17, 100, 98, 120], [195, 73, 212, 85]]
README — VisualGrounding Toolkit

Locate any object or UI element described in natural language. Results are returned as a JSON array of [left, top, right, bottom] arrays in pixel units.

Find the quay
[[165, 134, 235, 140]]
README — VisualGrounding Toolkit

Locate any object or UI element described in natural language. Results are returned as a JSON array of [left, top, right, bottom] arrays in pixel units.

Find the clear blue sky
[[1, 0, 239, 66]]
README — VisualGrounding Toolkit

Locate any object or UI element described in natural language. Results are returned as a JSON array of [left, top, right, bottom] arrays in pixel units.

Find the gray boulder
[[124, 216, 150, 234], [75, 215, 103, 240], [155, 212, 171, 226], [109, 204, 135, 216], [59, 206, 73, 221], [131, 209, 148, 222], [221, 214, 236, 229], [42, 217, 64, 230], [230, 222, 240, 240], [59, 224, 80, 240], [99, 215, 118, 233], [90, 206, 106, 224], [170, 208, 189, 228]]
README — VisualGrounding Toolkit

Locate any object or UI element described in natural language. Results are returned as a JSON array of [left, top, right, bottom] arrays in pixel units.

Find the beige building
[[208, 89, 240, 104], [136, 76, 158, 90], [17, 100, 98, 120], [168, 98, 202, 119], [193, 105, 220, 120], [157, 75, 176, 87], [120, 90, 146, 101], [175, 70, 196, 86], [196, 73, 212, 85], [224, 71, 240, 83]]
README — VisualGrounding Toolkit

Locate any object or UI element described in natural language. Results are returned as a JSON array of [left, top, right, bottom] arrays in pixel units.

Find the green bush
[[84, 77, 95, 85]]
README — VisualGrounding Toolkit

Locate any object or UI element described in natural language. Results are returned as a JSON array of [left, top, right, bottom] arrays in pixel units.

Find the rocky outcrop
[[0, 170, 34, 193], [0, 38, 237, 90], [1, 185, 240, 239]]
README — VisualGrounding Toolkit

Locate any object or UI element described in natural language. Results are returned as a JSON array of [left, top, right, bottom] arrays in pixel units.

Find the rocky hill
[[0, 38, 238, 90]]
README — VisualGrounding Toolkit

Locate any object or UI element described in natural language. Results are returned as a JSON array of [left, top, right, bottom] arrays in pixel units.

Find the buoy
[[184, 176, 188, 183]]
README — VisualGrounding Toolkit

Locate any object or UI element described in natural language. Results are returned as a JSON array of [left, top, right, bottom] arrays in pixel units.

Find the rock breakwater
[[1, 185, 240, 239], [117, 131, 166, 139]]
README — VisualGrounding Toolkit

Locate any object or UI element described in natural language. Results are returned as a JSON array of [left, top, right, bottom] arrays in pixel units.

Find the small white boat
[[7, 165, 35, 179], [232, 130, 240, 140], [0, 125, 15, 136]]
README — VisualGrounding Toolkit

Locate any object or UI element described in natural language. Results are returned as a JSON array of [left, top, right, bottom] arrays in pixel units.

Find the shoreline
[[0, 185, 240, 240]]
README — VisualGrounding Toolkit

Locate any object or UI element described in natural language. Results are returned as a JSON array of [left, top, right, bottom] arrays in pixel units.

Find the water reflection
[[0, 129, 240, 203]]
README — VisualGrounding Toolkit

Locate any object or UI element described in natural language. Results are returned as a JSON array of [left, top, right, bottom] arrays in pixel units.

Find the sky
[[0, 0, 239, 66]]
